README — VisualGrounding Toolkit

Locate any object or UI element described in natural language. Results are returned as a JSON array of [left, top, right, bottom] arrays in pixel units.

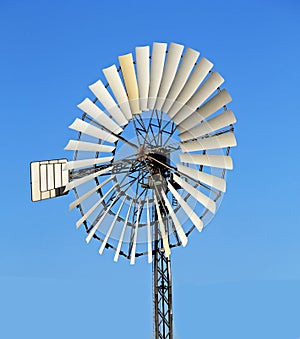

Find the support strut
[[153, 236, 173, 339]]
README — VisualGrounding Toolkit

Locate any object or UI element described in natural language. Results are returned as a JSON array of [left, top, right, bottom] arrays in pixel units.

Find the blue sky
[[1, 0, 300, 338]]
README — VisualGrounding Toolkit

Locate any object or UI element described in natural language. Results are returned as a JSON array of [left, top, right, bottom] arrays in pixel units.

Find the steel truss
[[153, 207, 173, 339]]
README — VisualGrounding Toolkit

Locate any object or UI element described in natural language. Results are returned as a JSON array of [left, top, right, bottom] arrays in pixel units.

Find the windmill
[[30, 42, 237, 339]]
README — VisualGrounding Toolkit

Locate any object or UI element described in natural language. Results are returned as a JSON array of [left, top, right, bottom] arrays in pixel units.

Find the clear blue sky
[[1, 1, 300, 338]]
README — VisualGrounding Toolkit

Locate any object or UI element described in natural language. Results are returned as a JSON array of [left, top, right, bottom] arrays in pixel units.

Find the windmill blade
[[162, 48, 200, 113], [89, 80, 128, 126], [154, 43, 184, 110], [118, 53, 140, 114], [69, 118, 117, 144], [179, 153, 233, 169], [85, 193, 120, 244], [154, 194, 171, 258], [63, 157, 113, 170], [167, 57, 213, 118], [135, 46, 150, 111], [148, 42, 167, 110], [180, 132, 237, 152], [130, 203, 141, 265], [64, 140, 115, 153], [167, 181, 203, 232], [146, 198, 153, 263], [173, 174, 216, 213], [160, 190, 188, 247], [69, 175, 115, 211], [77, 98, 122, 134], [64, 166, 113, 191], [172, 72, 224, 125], [179, 110, 236, 141], [177, 164, 226, 192], [102, 65, 132, 120], [114, 200, 133, 262], [178, 89, 232, 132], [99, 196, 127, 255], [76, 183, 117, 228]]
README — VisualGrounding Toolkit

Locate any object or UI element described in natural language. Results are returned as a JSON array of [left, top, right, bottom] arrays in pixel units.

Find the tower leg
[[153, 238, 173, 339]]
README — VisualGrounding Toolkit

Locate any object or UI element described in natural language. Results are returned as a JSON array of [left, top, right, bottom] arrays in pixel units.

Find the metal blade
[[64, 166, 113, 191], [172, 72, 224, 125], [99, 196, 127, 255], [77, 98, 122, 134], [102, 65, 132, 120], [167, 181, 203, 232], [154, 194, 171, 257], [76, 183, 117, 228], [69, 118, 117, 143], [64, 157, 113, 170], [180, 132, 237, 152], [64, 140, 115, 153], [118, 53, 140, 114], [179, 110, 236, 141], [179, 153, 233, 169], [155, 43, 184, 110], [148, 42, 167, 110], [162, 47, 200, 113], [167, 57, 213, 118], [130, 203, 141, 265], [178, 89, 232, 131], [173, 174, 216, 213], [161, 190, 188, 247], [177, 164, 226, 192], [69, 175, 115, 211], [114, 200, 133, 262], [146, 198, 153, 263], [135, 46, 150, 111], [89, 80, 128, 126]]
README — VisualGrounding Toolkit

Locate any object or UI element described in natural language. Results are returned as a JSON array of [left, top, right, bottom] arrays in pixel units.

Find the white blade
[[85, 192, 120, 244], [173, 174, 216, 213], [180, 132, 237, 152], [177, 164, 226, 192], [146, 198, 153, 263], [172, 72, 224, 125], [102, 65, 132, 120], [162, 48, 200, 113], [154, 43, 184, 110], [167, 181, 203, 232], [77, 98, 122, 134], [64, 140, 115, 153], [154, 194, 171, 257], [179, 110, 236, 141], [89, 80, 128, 126], [114, 201, 133, 262], [76, 183, 117, 228], [118, 53, 140, 114], [63, 157, 113, 170], [167, 57, 213, 118], [64, 166, 113, 191], [178, 89, 232, 132], [148, 42, 167, 110], [69, 175, 115, 211], [135, 46, 150, 111], [160, 190, 188, 247], [179, 153, 233, 169], [99, 196, 127, 255], [69, 118, 117, 144], [130, 203, 141, 265]]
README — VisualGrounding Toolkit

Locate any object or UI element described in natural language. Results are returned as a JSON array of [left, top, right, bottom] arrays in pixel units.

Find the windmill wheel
[[63, 42, 237, 264]]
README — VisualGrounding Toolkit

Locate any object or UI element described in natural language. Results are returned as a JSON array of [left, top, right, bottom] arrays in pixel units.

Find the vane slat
[[135, 46, 150, 111], [162, 47, 200, 113], [103, 65, 132, 120]]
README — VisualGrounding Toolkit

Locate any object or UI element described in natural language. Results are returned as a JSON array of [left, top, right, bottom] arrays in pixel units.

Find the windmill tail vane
[[30, 41, 237, 339]]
